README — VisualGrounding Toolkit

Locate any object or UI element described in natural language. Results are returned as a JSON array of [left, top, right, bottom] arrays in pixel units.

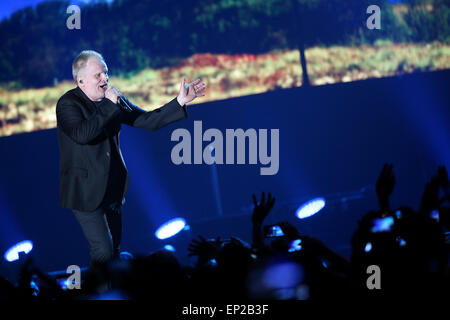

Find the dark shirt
[[94, 100, 127, 208]]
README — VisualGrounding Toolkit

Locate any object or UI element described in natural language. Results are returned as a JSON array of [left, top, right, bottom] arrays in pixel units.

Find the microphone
[[118, 95, 133, 112]]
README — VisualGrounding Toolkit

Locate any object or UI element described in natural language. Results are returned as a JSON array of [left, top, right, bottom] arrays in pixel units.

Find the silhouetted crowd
[[0, 164, 448, 300]]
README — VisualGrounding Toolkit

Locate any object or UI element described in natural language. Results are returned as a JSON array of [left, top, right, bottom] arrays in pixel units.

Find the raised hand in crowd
[[188, 235, 222, 266], [251, 192, 276, 226], [376, 163, 395, 213], [251, 192, 275, 250], [420, 166, 449, 215]]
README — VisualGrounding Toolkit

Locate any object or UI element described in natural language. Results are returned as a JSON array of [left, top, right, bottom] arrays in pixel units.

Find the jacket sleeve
[[56, 97, 120, 145], [120, 97, 188, 130]]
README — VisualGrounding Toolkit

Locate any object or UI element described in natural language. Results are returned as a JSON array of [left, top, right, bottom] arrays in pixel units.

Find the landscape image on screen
[[0, 0, 449, 137]]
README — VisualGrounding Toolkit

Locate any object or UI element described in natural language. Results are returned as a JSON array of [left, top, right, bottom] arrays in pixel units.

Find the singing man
[[56, 50, 206, 268]]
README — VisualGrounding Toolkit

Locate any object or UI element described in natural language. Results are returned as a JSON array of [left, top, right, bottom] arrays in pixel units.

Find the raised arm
[[376, 163, 395, 213], [120, 96, 188, 130], [251, 192, 276, 251], [120, 77, 206, 130]]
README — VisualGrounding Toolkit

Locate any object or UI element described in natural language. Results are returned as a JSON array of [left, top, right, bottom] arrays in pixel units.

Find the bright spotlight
[[4, 240, 33, 262], [296, 197, 325, 219], [155, 218, 186, 240]]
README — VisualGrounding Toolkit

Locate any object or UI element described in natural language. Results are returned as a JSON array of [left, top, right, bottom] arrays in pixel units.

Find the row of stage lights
[[155, 197, 326, 240], [3, 198, 327, 262]]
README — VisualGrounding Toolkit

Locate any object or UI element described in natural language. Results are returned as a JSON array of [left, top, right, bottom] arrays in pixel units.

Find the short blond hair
[[72, 50, 105, 81]]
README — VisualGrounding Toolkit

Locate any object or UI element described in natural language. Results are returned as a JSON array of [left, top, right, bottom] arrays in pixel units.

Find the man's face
[[78, 58, 109, 101]]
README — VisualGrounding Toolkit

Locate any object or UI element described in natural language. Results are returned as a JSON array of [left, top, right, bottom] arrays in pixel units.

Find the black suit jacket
[[56, 86, 187, 212]]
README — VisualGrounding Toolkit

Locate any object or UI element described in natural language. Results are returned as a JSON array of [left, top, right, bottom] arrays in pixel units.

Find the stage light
[[296, 197, 325, 219], [155, 218, 186, 240], [4, 240, 33, 262], [365, 242, 372, 253], [163, 244, 176, 252]]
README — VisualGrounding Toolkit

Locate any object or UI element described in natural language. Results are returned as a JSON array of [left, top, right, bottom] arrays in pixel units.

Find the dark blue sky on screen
[[0, 0, 113, 21], [1, 0, 41, 20], [0, 0, 408, 21]]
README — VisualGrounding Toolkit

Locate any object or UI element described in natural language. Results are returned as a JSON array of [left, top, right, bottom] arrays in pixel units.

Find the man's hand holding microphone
[[105, 85, 132, 111], [105, 85, 121, 104]]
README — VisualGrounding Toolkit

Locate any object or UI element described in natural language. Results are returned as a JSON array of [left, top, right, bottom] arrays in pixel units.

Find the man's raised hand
[[177, 77, 206, 106]]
